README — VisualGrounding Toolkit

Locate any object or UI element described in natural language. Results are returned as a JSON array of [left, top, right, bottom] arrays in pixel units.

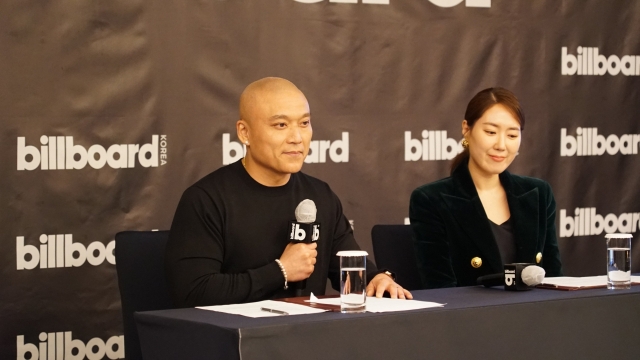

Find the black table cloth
[[136, 286, 640, 360]]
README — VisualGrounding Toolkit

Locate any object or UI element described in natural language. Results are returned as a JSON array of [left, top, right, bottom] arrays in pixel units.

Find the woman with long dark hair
[[409, 87, 562, 289]]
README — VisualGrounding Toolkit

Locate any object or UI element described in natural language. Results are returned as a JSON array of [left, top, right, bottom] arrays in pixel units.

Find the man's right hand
[[279, 242, 317, 282]]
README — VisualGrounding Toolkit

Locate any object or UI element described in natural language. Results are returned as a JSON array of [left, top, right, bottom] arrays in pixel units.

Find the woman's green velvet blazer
[[409, 161, 563, 289]]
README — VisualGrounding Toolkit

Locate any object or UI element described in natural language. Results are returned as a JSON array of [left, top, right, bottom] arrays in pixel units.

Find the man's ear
[[237, 120, 250, 145]]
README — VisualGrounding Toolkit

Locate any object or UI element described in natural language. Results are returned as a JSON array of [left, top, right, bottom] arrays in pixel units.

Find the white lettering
[[17, 235, 115, 269], [561, 47, 577, 75], [405, 131, 422, 161], [222, 133, 245, 165], [16, 236, 39, 270], [17, 332, 124, 360], [560, 128, 639, 157], [562, 47, 640, 76], [87, 144, 107, 169], [86, 241, 107, 266], [160, 135, 168, 166], [329, 132, 349, 162], [17, 136, 164, 170], [107, 145, 128, 169], [17, 335, 39, 360], [294, 224, 306, 240], [66, 332, 87, 360], [405, 130, 462, 161], [560, 208, 640, 237], [17, 137, 41, 170], [505, 273, 515, 286], [305, 132, 350, 163], [138, 135, 159, 167], [319, 140, 330, 163], [66, 136, 88, 169]]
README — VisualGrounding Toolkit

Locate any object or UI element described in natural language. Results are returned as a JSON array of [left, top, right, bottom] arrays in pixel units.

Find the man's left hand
[[366, 273, 413, 299]]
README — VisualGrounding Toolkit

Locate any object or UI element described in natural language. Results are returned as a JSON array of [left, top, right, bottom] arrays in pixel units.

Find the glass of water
[[336, 250, 368, 313], [605, 234, 632, 290]]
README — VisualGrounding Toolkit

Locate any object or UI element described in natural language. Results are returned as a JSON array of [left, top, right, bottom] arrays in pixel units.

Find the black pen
[[260, 307, 289, 315]]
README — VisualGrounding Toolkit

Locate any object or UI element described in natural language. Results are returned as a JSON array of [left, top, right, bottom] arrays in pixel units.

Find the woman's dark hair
[[450, 87, 525, 174]]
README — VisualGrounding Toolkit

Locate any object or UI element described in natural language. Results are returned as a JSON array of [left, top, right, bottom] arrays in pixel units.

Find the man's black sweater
[[165, 160, 377, 307]]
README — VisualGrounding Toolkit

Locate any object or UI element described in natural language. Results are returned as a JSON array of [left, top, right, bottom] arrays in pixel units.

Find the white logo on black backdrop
[[16, 235, 115, 270], [293, 0, 491, 7], [559, 208, 640, 238], [305, 132, 349, 163], [561, 47, 640, 76], [405, 130, 463, 161], [222, 133, 246, 165], [17, 332, 124, 360], [222, 132, 349, 165], [17, 135, 167, 170], [560, 128, 640, 156]]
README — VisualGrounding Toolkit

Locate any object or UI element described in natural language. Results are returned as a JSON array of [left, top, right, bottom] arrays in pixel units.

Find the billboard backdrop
[[1, 0, 639, 358]]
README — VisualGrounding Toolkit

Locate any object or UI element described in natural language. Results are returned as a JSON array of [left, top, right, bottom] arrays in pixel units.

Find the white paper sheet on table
[[364, 297, 445, 313], [306, 292, 445, 313], [541, 275, 640, 288], [197, 300, 327, 318]]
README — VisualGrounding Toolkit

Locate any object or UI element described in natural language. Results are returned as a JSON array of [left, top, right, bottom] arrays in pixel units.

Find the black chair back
[[115, 230, 173, 360], [371, 225, 423, 290]]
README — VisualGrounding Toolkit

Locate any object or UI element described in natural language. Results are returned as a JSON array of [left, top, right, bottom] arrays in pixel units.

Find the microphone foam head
[[295, 199, 317, 223], [521, 265, 545, 286]]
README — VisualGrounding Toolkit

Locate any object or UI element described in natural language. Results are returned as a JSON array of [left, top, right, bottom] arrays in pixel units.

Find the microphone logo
[[291, 223, 307, 241], [290, 199, 320, 243], [289, 223, 321, 242], [504, 270, 516, 286]]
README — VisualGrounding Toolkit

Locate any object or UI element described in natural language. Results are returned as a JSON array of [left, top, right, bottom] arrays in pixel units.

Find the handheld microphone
[[289, 199, 320, 296], [477, 264, 545, 291]]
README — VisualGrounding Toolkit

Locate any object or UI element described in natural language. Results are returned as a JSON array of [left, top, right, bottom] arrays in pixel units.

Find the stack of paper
[[541, 275, 640, 289], [197, 300, 327, 318], [306, 293, 445, 313], [197, 294, 445, 317]]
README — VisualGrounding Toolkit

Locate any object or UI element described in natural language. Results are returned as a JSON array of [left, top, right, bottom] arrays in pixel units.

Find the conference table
[[135, 286, 640, 360]]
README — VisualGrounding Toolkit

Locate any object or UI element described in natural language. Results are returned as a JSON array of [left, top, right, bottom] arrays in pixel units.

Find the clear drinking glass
[[605, 234, 632, 290], [337, 250, 368, 313]]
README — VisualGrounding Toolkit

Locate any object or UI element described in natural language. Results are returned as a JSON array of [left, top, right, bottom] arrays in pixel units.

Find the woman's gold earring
[[462, 139, 469, 149]]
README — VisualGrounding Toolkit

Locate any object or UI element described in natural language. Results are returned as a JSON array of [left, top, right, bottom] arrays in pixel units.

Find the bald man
[[165, 77, 411, 307]]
